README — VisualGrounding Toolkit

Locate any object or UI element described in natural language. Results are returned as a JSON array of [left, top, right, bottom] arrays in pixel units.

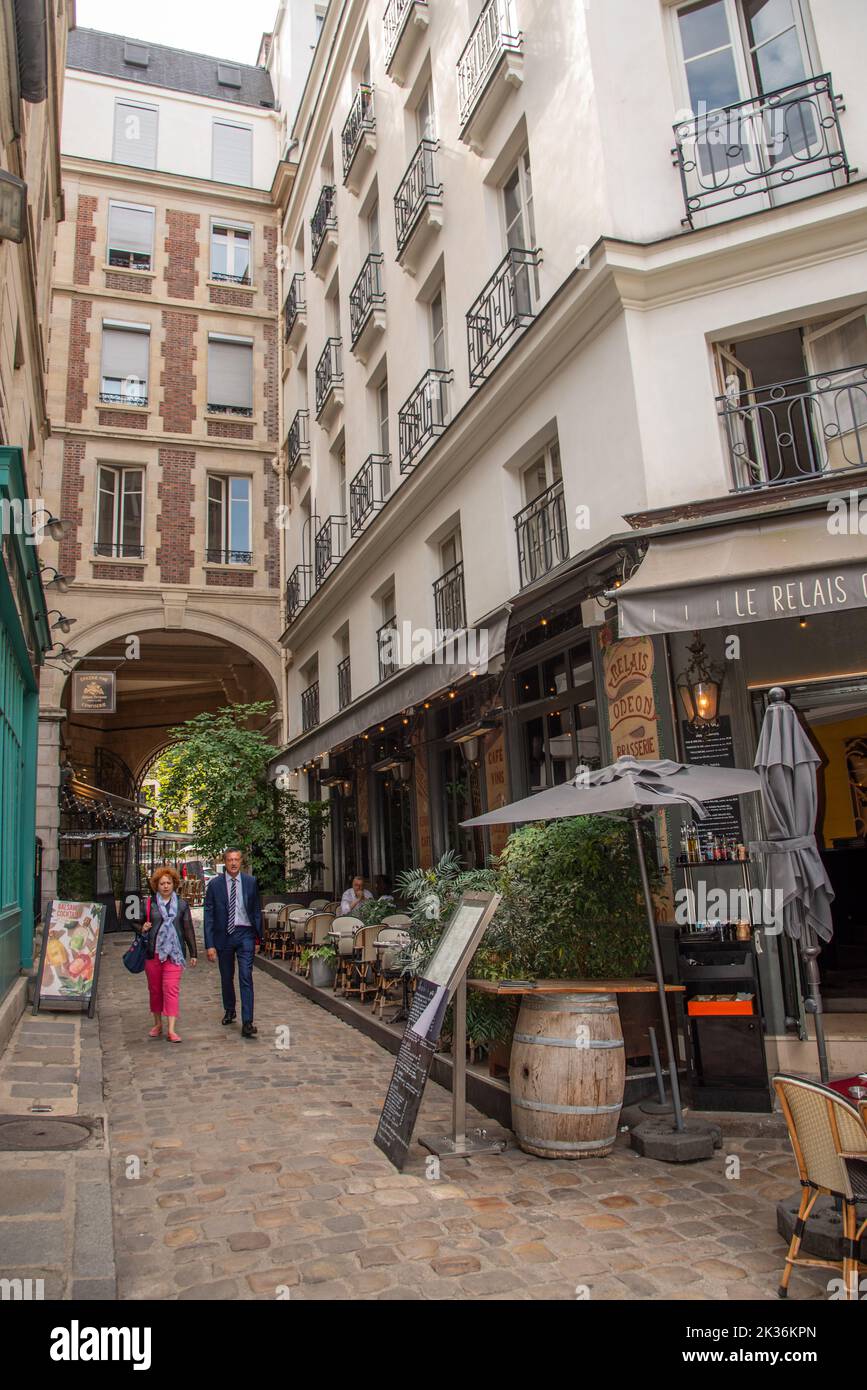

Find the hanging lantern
[[677, 633, 724, 728]]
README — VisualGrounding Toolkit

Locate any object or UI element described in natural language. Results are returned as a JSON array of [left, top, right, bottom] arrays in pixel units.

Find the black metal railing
[[457, 0, 522, 129], [315, 338, 344, 418], [434, 560, 466, 632], [94, 541, 145, 559], [311, 184, 337, 266], [394, 139, 442, 257], [672, 74, 850, 228], [717, 363, 867, 492], [349, 253, 385, 345], [107, 250, 152, 271], [378, 616, 399, 682], [283, 273, 306, 339], [99, 385, 148, 407], [349, 453, 392, 535], [207, 402, 254, 418], [287, 409, 309, 477], [212, 271, 251, 285], [314, 515, 347, 587], [206, 548, 253, 565], [302, 681, 320, 732], [337, 655, 352, 710], [467, 246, 540, 386], [515, 480, 568, 589], [384, 0, 426, 65], [398, 368, 452, 473], [286, 564, 313, 622], [342, 84, 375, 180]]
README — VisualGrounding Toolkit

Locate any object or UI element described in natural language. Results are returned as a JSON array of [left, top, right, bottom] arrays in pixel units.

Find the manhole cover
[[0, 1117, 93, 1151]]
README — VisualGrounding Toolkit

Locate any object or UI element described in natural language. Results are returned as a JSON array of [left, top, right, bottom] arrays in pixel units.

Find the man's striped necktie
[[228, 876, 237, 935]]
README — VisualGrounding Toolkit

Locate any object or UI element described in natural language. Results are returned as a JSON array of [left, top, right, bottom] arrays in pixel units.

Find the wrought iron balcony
[[378, 616, 399, 683], [94, 541, 145, 559], [717, 363, 867, 492], [301, 680, 320, 732], [286, 409, 309, 477], [99, 383, 148, 407], [672, 74, 850, 228], [108, 249, 151, 271], [349, 253, 385, 352], [515, 480, 568, 589], [286, 564, 312, 622], [207, 402, 254, 418], [337, 655, 352, 710], [314, 337, 344, 421], [384, 0, 429, 80], [457, 0, 523, 146], [341, 84, 375, 184], [311, 184, 337, 268], [467, 246, 540, 387], [398, 368, 452, 473], [314, 515, 347, 587], [394, 139, 442, 260], [205, 548, 253, 565], [212, 271, 251, 286], [433, 560, 466, 633], [283, 273, 306, 341], [349, 453, 392, 536]]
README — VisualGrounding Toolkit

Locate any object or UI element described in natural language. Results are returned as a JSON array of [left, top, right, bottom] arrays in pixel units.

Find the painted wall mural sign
[[602, 634, 661, 762]]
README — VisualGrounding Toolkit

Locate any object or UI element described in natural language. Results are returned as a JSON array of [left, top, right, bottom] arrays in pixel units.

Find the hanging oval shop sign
[[71, 671, 116, 714]]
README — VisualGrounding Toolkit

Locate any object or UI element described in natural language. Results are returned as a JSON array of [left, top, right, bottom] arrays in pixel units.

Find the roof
[[67, 28, 275, 109]]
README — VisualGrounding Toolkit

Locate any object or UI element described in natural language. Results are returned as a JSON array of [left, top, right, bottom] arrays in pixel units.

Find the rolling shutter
[[208, 337, 253, 410], [101, 324, 150, 387], [107, 204, 154, 258], [113, 101, 158, 169], [212, 121, 253, 185]]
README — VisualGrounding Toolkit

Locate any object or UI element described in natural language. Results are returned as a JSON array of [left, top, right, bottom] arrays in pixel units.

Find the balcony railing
[[467, 246, 540, 386], [212, 271, 251, 285], [311, 184, 337, 266], [205, 548, 253, 565], [207, 402, 254, 418], [349, 453, 392, 535], [515, 480, 568, 589], [457, 0, 521, 129], [286, 564, 312, 622], [398, 368, 453, 473], [394, 139, 442, 256], [378, 616, 399, 683], [287, 409, 309, 477], [302, 681, 320, 732], [314, 514, 347, 587], [337, 655, 352, 710], [341, 84, 375, 181], [672, 73, 850, 228], [718, 363, 867, 492], [108, 250, 151, 271], [433, 560, 466, 633], [94, 541, 145, 559], [99, 382, 148, 407], [314, 337, 344, 418], [283, 273, 306, 340], [384, 0, 424, 64], [349, 253, 385, 346]]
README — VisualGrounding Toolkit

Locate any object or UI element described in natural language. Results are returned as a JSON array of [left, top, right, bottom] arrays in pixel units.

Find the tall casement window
[[95, 465, 144, 558], [503, 150, 538, 307], [378, 377, 392, 499], [367, 200, 380, 254], [416, 82, 437, 142], [107, 202, 155, 270], [207, 334, 254, 416], [100, 321, 150, 405], [514, 637, 600, 794], [675, 0, 813, 114], [206, 475, 252, 564], [210, 221, 252, 283], [113, 100, 159, 168], [516, 441, 567, 588], [430, 287, 448, 372], [212, 119, 253, 185]]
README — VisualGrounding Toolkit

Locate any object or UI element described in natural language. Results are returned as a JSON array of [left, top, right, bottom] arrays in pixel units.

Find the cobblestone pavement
[[89, 934, 833, 1302]]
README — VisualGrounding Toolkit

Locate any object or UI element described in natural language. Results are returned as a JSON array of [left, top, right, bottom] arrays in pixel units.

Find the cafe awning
[[616, 510, 867, 637]]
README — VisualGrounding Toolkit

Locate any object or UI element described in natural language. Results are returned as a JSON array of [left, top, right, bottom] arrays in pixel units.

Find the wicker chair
[[372, 927, 410, 1018], [310, 898, 329, 911], [382, 913, 411, 927], [346, 924, 379, 1004], [333, 916, 361, 993], [773, 1073, 867, 1301]]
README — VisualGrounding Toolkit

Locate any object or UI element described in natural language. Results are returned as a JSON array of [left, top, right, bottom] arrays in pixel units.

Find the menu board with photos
[[33, 901, 107, 1016]]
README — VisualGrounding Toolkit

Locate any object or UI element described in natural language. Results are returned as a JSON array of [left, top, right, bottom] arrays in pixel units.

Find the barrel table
[[467, 980, 685, 1159]]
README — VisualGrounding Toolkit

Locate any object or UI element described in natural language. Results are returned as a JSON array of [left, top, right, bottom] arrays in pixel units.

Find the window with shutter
[[212, 121, 253, 185], [207, 336, 254, 415], [107, 203, 155, 270], [113, 101, 159, 169], [100, 323, 150, 404]]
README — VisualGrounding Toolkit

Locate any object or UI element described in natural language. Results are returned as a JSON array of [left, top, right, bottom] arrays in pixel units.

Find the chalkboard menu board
[[682, 716, 744, 842]]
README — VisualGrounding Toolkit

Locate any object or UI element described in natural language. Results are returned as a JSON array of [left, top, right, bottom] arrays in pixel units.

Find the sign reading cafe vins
[[602, 634, 661, 762]]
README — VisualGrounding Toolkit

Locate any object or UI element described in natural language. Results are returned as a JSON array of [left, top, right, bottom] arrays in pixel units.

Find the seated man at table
[[339, 875, 373, 916]]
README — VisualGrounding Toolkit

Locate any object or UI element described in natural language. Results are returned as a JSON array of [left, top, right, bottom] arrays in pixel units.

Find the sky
[[74, 0, 282, 65]]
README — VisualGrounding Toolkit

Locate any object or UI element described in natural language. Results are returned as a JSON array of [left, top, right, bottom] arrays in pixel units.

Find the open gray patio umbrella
[[463, 755, 762, 1135], [752, 688, 835, 1082]]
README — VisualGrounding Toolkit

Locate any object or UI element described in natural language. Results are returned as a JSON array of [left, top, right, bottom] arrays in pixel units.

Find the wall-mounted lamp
[[0, 171, 27, 244]]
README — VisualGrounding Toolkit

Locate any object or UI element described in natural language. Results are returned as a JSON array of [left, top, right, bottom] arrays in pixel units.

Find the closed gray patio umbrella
[[464, 755, 762, 1137], [752, 688, 835, 1082]]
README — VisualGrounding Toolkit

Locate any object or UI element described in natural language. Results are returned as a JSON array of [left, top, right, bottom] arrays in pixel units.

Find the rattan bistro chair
[[310, 898, 329, 911], [382, 913, 411, 928], [773, 1074, 867, 1301], [373, 928, 410, 1018], [346, 925, 379, 1005], [333, 916, 361, 993]]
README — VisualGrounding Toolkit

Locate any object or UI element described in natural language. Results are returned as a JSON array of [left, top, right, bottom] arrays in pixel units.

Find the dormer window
[[217, 63, 242, 88], [123, 40, 150, 68]]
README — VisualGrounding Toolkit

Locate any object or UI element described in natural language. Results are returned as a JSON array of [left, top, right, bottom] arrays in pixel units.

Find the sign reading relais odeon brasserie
[[601, 633, 661, 762], [71, 672, 116, 714]]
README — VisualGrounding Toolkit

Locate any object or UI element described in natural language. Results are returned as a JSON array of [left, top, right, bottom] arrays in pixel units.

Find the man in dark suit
[[204, 848, 263, 1039]]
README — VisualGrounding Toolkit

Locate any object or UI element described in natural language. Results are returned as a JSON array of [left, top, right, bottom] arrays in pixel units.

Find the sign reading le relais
[[71, 671, 116, 714]]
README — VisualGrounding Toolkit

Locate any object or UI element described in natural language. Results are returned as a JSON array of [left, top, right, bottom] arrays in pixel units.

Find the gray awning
[[616, 510, 867, 636], [269, 609, 509, 773]]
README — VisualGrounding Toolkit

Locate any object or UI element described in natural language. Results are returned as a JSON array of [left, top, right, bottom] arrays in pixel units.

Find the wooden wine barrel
[[509, 992, 625, 1158]]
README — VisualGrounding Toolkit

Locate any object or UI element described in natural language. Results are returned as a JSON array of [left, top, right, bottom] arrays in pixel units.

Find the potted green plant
[[309, 942, 337, 989]]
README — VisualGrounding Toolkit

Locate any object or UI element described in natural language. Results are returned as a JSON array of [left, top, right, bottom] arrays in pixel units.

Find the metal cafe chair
[[773, 1074, 867, 1301], [332, 916, 361, 993], [345, 925, 379, 1004], [372, 927, 411, 1018]]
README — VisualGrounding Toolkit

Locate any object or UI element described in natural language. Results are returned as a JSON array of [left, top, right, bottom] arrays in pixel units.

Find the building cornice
[[61, 155, 279, 210], [52, 424, 279, 455], [53, 281, 278, 322]]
